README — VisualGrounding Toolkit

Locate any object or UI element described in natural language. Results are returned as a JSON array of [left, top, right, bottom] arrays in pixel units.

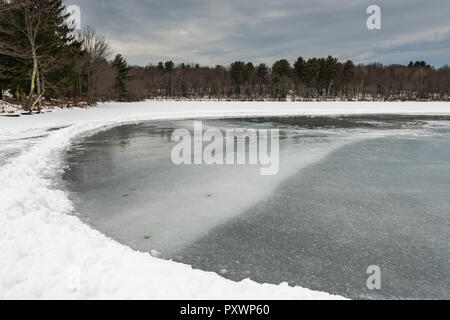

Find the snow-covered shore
[[1, 101, 449, 300]]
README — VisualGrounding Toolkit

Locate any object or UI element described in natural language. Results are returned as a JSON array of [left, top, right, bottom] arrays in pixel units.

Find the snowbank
[[0, 101, 449, 300]]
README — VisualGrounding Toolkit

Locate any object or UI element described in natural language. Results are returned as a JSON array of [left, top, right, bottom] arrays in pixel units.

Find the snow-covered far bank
[[0, 101, 449, 300], [1, 100, 450, 131]]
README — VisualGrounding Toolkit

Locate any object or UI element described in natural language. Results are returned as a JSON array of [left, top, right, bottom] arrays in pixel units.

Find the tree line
[[129, 59, 450, 102], [1, 0, 450, 113]]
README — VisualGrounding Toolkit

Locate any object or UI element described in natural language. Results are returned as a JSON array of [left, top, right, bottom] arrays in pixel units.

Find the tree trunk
[[25, 49, 38, 113], [87, 72, 91, 104], [36, 66, 42, 113], [327, 80, 334, 97]]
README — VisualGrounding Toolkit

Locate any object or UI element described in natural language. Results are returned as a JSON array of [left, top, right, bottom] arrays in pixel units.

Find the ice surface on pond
[[62, 117, 450, 300], [64, 119, 357, 252]]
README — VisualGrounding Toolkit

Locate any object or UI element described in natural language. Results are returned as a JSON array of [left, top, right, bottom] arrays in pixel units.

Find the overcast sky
[[67, 0, 450, 67]]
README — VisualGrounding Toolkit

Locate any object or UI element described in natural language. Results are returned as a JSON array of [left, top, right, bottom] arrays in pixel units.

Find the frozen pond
[[62, 116, 450, 300]]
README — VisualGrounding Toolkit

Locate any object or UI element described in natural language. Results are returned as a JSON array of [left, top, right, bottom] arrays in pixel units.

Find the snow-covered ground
[[0, 100, 21, 118], [1, 101, 449, 300]]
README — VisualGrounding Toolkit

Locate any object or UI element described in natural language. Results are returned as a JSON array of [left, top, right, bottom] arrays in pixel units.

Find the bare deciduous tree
[[76, 26, 111, 104]]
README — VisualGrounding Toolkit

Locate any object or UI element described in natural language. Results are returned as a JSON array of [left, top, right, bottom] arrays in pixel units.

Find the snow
[[0, 100, 21, 116], [0, 100, 449, 300]]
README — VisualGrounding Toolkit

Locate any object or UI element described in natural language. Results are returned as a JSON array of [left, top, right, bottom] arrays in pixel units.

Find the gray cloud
[[67, 0, 450, 67]]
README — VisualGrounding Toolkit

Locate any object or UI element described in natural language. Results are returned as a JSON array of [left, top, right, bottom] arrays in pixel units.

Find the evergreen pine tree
[[272, 59, 292, 79], [230, 61, 246, 95], [303, 58, 321, 94], [271, 60, 292, 100], [343, 60, 355, 95], [113, 54, 132, 101], [294, 57, 305, 80]]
